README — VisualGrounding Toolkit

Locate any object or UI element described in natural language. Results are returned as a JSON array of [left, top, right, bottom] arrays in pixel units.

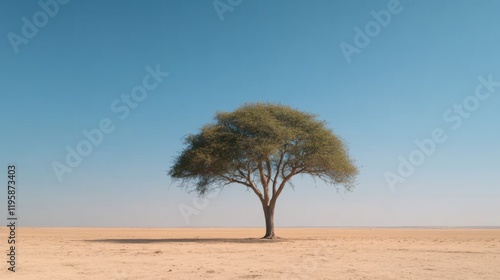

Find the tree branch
[[245, 165, 266, 204], [265, 158, 272, 184], [271, 167, 297, 204], [237, 168, 248, 179], [272, 150, 285, 196], [220, 175, 249, 187], [221, 169, 266, 205], [258, 161, 270, 204], [248, 179, 265, 204]]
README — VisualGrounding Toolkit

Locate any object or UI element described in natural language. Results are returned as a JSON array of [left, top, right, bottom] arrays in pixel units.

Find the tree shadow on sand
[[86, 238, 287, 244]]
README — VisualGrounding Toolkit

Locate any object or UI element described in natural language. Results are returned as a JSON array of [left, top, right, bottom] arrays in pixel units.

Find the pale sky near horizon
[[1, 0, 499, 228]]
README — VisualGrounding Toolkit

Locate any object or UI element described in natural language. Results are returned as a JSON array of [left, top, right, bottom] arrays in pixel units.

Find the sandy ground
[[1, 227, 499, 280]]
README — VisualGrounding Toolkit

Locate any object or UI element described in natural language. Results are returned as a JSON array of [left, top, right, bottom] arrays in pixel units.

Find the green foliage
[[169, 103, 358, 199]]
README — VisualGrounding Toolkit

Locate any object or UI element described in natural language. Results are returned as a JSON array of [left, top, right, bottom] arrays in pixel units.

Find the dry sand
[[1, 227, 499, 279]]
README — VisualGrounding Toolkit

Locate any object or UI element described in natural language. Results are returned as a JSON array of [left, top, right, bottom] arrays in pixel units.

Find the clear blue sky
[[1, 0, 499, 227]]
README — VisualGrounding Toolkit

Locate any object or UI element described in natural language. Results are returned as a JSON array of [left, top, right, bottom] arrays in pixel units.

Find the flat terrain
[[1, 228, 499, 279]]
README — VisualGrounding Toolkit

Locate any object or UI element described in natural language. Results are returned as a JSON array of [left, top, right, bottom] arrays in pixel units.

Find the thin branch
[[272, 150, 284, 196], [245, 165, 265, 204], [247, 180, 265, 204], [265, 158, 272, 184], [220, 175, 249, 187], [258, 161, 270, 203], [237, 168, 247, 179], [271, 167, 297, 204]]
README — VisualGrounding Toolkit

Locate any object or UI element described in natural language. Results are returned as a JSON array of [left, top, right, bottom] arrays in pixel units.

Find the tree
[[169, 103, 358, 239]]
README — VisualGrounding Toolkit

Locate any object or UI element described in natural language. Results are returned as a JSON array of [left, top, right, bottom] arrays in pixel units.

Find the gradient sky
[[1, 0, 499, 227]]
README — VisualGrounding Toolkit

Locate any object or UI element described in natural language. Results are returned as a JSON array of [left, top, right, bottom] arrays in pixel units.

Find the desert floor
[[1, 227, 499, 279]]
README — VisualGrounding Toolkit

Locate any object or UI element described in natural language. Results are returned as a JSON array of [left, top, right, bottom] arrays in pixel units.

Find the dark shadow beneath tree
[[86, 238, 286, 244]]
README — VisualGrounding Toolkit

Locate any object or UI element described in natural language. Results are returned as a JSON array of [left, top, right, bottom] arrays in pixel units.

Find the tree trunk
[[262, 203, 276, 239]]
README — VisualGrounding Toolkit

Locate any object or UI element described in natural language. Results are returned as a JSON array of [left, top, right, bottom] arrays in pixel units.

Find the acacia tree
[[169, 103, 357, 239]]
